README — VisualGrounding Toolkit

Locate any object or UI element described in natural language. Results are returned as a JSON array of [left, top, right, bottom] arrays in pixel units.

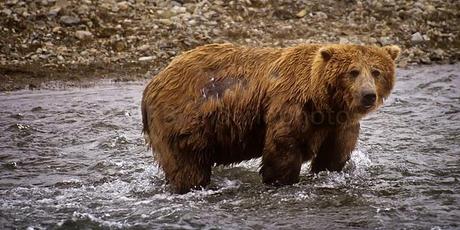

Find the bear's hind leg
[[157, 148, 212, 194]]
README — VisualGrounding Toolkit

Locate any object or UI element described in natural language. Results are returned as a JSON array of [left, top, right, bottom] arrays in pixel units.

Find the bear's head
[[311, 44, 400, 120]]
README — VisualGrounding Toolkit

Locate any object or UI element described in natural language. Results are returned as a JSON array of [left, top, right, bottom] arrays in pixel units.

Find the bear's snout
[[361, 91, 377, 108]]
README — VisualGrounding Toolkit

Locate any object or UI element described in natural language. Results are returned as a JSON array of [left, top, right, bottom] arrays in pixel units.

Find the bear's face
[[314, 44, 400, 118]]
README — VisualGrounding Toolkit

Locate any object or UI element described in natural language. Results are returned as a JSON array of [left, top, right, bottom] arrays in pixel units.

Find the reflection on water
[[0, 64, 459, 229]]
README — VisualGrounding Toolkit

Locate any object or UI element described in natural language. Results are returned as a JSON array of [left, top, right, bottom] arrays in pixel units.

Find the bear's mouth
[[357, 104, 374, 113], [363, 104, 374, 110]]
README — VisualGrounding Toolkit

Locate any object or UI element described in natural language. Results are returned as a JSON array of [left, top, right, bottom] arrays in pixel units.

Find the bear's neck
[[269, 45, 335, 112]]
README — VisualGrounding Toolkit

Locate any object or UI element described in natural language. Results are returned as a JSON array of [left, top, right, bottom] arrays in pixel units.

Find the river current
[[0, 64, 459, 229]]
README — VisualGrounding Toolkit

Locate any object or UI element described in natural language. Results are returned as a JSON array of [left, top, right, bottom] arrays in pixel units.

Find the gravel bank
[[0, 0, 459, 90]]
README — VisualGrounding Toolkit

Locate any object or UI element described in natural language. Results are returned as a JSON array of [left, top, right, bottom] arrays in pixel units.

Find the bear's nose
[[361, 92, 376, 107]]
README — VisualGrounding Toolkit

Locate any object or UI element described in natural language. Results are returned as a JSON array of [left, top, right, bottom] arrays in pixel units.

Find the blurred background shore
[[0, 0, 459, 90]]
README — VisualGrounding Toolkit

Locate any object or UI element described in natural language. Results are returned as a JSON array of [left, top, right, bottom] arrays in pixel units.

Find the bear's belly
[[301, 127, 330, 162], [211, 118, 267, 165]]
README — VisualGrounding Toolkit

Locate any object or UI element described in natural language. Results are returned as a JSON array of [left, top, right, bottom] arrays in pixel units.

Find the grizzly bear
[[141, 43, 400, 193]]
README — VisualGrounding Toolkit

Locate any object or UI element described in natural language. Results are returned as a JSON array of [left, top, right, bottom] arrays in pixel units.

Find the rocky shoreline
[[1, 0, 459, 91]]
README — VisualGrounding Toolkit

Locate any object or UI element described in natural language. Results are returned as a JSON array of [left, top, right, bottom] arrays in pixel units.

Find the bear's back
[[144, 44, 283, 115]]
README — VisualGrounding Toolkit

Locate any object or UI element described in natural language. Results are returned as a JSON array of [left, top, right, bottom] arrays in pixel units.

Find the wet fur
[[141, 43, 400, 193]]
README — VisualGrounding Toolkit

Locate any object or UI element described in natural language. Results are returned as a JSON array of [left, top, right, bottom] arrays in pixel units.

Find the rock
[[312, 11, 327, 20], [111, 5, 119, 12], [430, 48, 445, 61], [422, 34, 430, 41], [273, 8, 293, 20], [339, 37, 350, 44], [39, 54, 50, 60], [171, 6, 187, 14], [99, 27, 117, 38], [2, 9, 12, 16], [6, 0, 18, 6], [77, 5, 90, 15], [434, 48, 445, 57], [398, 59, 408, 68], [117, 1, 129, 11], [158, 19, 173, 26], [420, 56, 431, 64], [52, 26, 61, 33], [48, 7, 61, 17], [75, 30, 93, 40], [88, 48, 98, 53], [296, 9, 307, 18], [112, 41, 126, 52], [187, 19, 197, 25], [60, 15, 80, 25], [55, 0, 70, 8], [138, 56, 154, 61], [411, 32, 424, 43], [368, 37, 378, 43], [137, 44, 151, 51], [183, 3, 196, 13], [379, 36, 393, 46], [214, 0, 224, 5], [425, 4, 436, 14]]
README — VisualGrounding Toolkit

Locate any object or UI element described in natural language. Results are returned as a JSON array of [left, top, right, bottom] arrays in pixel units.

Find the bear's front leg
[[260, 121, 303, 186], [311, 123, 360, 173]]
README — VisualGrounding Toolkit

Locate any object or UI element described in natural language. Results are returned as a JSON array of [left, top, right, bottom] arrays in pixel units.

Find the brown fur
[[141, 43, 400, 193]]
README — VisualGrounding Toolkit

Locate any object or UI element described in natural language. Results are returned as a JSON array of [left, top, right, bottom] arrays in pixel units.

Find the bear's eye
[[349, 70, 360, 78], [371, 69, 381, 77]]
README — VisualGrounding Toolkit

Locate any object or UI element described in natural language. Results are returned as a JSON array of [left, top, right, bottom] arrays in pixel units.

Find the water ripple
[[0, 66, 459, 229]]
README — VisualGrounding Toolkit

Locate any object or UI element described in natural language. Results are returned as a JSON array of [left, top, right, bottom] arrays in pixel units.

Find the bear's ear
[[319, 47, 333, 61], [383, 45, 401, 61]]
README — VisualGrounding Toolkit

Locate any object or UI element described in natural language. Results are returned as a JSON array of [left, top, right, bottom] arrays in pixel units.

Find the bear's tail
[[141, 95, 151, 148]]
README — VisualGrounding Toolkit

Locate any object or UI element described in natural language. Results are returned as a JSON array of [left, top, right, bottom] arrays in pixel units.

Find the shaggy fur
[[141, 43, 400, 193]]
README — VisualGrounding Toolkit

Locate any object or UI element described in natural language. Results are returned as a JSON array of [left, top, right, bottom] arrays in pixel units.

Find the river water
[[0, 64, 459, 229]]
